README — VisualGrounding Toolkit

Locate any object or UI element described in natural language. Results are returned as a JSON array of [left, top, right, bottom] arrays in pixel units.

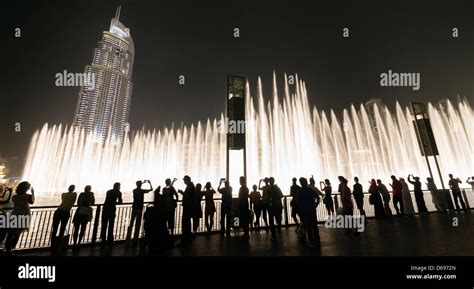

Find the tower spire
[[115, 5, 121, 21]]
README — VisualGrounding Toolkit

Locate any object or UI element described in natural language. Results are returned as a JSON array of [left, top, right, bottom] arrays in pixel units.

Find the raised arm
[[258, 179, 264, 190], [147, 180, 153, 192], [319, 182, 325, 191], [29, 187, 35, 204]]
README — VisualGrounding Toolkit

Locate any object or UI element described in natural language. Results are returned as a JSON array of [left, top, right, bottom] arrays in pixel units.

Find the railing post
[[283, 196, 289, 226], [462, 189, 470, 209], [91, 205, 101, 244], [334, 195, 339, 214]]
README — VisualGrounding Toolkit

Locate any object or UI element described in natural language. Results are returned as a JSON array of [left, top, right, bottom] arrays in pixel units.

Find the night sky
[[1, 0, 473, 164]]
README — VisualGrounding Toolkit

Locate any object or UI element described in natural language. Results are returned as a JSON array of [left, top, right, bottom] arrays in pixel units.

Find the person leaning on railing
[[72, 185, 95, 249], [100, 183, 123, 247], [51, 185, 77, 248]]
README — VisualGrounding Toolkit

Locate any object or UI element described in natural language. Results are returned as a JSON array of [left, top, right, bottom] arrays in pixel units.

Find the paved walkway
[[17, 211, 474, 257]]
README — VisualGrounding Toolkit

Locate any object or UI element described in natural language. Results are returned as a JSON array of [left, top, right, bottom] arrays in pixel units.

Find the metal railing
[[6, 188, 474, 250]]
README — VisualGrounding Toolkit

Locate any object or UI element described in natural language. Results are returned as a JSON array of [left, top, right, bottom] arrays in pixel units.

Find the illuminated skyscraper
[[73, 6, 134, 142]]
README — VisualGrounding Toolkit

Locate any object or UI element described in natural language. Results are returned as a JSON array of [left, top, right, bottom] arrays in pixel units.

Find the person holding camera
[[218, 178, 232, 237], [126, 180, 153, 244], [320, 179, 334, 217], [407, 174, 428, 214], [203, 182, 216, 235], [162, 178, 179, 236]]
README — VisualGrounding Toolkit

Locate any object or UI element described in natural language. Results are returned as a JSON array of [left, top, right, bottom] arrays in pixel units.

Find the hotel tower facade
[[73, 6, 134, 142]]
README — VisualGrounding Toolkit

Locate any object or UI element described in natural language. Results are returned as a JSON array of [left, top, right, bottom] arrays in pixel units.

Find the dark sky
[[1, 0, 473, 161]]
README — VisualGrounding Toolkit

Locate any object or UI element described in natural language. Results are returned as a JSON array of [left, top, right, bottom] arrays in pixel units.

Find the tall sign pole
[[226, 75, 247, 183], [410, 102, 446, 191]]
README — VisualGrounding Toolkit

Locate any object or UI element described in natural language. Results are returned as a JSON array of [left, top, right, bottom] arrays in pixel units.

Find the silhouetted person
[[144, 194, 171, 255], [192, 183, 204, 236], [178, 175, 195, 244], [238, 176, 250, 240], [162, 178, 179, 236], [100, 182, 123, 247], [390, 175, 404, 216], [290, 177, 301, 225], [448, 174, 466, 211], [407, 174, 428, 213], [51, 185, 77, 249], [339, 176, 355, 234], [467, 176, 474, 209], [309, 176, 324, 206], [368, 179, 386, 219], [427, 177, 447, 212], [258, 178, 270, 230], [4, 182, 34, 256], [320, 179, 334, 217], [126, 180, 153, 244], [400, 178, 415, 216], [203, 182, 216, 235], [0, 185, 13, 244], [249, 185, 262, 230], [377, 179, 392, 217], [268, 177, 283, 241], [352, 177, 366, 220], [218, 179, 232, 237], [72, 185, 95, 249], [295, 177, 320, 248], [467, 176, 474, 191]]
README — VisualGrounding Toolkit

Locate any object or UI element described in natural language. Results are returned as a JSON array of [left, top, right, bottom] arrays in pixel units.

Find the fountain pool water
[[22, 74, 474, 203]]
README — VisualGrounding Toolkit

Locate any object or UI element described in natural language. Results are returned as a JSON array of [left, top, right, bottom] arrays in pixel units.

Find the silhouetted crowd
[[0, 173, 472, 255]]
